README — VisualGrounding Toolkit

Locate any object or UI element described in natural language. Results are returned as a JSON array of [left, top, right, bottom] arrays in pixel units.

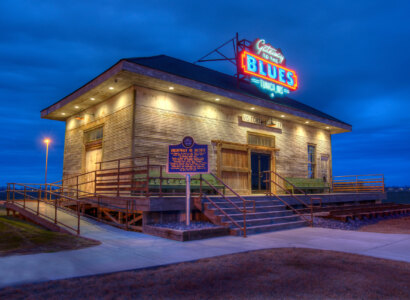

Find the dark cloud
[[0, 0, 409, 186]]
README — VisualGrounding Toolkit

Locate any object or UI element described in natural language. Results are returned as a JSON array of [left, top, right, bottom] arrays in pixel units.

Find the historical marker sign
[[167, 136, 209, 226], [167, 136, 209, 174]]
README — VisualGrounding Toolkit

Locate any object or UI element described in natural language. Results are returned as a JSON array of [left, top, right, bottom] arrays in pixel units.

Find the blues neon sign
[[239, 40, 298, 98]]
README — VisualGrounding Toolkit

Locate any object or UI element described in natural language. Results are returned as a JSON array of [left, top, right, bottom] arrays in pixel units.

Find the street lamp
[[43, 138, 51, 193]]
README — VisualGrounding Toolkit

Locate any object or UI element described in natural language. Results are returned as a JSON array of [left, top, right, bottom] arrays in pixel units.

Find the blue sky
[[0, 0, 409, 186]]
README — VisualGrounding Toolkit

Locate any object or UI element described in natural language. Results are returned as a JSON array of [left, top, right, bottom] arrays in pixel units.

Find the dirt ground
[[0, 208, 100, 256], [1, 248, 409, 300], [359, 216, 410, 234]]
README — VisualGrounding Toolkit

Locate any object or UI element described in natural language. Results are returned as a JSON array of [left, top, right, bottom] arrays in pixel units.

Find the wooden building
[[41, 55, 351, 196]]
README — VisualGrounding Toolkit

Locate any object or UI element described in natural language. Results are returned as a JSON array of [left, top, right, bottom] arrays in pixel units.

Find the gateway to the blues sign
[[239, 38, 298, 98], [167, 136, 209, 174]]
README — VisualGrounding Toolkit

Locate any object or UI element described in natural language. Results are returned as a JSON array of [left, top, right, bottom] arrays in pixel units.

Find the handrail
[[6, 183, 82, 235], [263, 170, 318, 227], [264, 171, 321, 202], [202, 194, 244, 233], [199, 173, 251, 237], [210, 172, 256, 211]]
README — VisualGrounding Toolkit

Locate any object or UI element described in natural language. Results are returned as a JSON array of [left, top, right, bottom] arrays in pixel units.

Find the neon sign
[[238, 39, 298, 98]]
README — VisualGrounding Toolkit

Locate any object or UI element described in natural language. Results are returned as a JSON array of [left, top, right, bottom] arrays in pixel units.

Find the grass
[[0, 248, 409, 299], [0, 207, 100, 256]]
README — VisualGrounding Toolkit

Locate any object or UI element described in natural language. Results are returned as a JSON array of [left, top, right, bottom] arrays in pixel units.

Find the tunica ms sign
[[239, 39, 298, 98]]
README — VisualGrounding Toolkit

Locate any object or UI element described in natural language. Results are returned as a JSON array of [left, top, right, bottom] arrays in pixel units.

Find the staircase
[[196, 195, 308, 236]]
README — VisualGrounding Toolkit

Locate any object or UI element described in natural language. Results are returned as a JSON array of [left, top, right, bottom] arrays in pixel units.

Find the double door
[[251, 153, 271, 193]]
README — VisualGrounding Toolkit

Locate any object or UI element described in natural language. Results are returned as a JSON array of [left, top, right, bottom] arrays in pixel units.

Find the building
[[41, 54, 351, 196]]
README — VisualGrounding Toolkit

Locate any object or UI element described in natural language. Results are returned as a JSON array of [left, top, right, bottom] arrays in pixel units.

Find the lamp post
[[43, 138, 50, 196]]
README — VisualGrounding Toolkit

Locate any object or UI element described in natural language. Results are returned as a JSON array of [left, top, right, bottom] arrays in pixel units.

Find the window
[[84, 127, 103, 143], [247, 132, 275, 148], [307, 144, 316, 178]]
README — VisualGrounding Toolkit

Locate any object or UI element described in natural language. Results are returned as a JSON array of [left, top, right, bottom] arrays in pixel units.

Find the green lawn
[[0, 207, 100, 256]]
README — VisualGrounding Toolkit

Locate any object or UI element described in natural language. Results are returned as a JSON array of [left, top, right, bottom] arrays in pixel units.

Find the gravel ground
[[1, 248, 409, 299], [313, 212, 410, 231], [359, 216, 410, 234], [152, 222, 219, 230]]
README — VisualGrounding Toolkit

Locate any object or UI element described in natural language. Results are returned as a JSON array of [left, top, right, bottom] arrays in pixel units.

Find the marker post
[[186, 174, 191, 226]]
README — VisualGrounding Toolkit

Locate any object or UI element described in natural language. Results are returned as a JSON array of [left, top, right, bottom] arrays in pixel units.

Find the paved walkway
[[1, 203, 409, 288]]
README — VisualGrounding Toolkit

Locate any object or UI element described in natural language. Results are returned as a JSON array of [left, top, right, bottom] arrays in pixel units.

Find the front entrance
[[251, 153, 271, 193]]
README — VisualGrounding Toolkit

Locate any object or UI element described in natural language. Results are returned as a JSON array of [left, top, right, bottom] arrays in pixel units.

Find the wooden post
[[6, 183, 10, 204], [94, 171, 97, 195], [37, 185, 40, 215], [54, 191, 58, 224], [199, 174, 203, 199], [117, 160, 120, 197], [76, 176, 79, 199], [146, 156, 150, 197], [355, 175, 358, 193], [23, 186, 26, 209], [126, 200, 129, 230], [12, 183, 15, 203], [159, 165, 163, 197]]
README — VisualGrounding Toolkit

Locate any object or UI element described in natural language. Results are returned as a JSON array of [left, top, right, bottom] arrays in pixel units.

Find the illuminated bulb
[[251, 107, 255, 110], [74, 106, 79, 109], [215, 98, 220, 101], [326, 126, 330, 129], [43, 138, 50, 144], [109, 86, 114, 90], [90, 97, 95, 101], [305, 121, 309, 124], [61, 112, 66, 116], [280, 115, 285, 118], [169, 86, 174, 90]]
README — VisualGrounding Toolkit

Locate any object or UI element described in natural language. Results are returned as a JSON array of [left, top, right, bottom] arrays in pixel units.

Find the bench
[[135, 172, 225, 195], [284, 178, 330, 194]]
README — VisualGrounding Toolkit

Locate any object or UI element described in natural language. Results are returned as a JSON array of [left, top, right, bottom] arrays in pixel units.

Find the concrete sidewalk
[[0, 207, 409, 288]]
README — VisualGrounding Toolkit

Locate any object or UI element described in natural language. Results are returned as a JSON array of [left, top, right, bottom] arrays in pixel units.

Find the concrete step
[[203, 199, 283, 207], [209, 205, 288, 214], [220, 210, 293, 221], [224, 215, 301, 227], [231, 220, 308, 236]]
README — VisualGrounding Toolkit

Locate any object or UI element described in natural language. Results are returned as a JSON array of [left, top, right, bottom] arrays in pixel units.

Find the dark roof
[[125, 55, 349, 125]]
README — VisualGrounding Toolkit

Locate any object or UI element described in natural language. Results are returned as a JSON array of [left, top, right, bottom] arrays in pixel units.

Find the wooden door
[[219, 145, 250, 194], [84, 149, 102, 194]]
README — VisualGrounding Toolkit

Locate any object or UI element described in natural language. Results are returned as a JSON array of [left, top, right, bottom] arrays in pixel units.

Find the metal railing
[[6, 183, 82, 234], [198, 173, 255, 237], [332, 174, 385, 193], [263, 170, 320, 226]]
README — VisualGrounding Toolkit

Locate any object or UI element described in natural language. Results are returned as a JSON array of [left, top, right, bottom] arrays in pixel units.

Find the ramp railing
[[6, 183, 82, 234]]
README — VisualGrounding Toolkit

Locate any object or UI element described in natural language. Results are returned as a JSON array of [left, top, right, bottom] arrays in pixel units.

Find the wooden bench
[[284, 178, 330, 194], [135, 172, 225, 195]]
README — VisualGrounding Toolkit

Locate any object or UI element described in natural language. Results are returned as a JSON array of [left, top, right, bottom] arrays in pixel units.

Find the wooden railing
[[332, 174, 385, 193], [263, 170, 320, 226], [198, 173, 255, 237], [54, 156, 195, 198]]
